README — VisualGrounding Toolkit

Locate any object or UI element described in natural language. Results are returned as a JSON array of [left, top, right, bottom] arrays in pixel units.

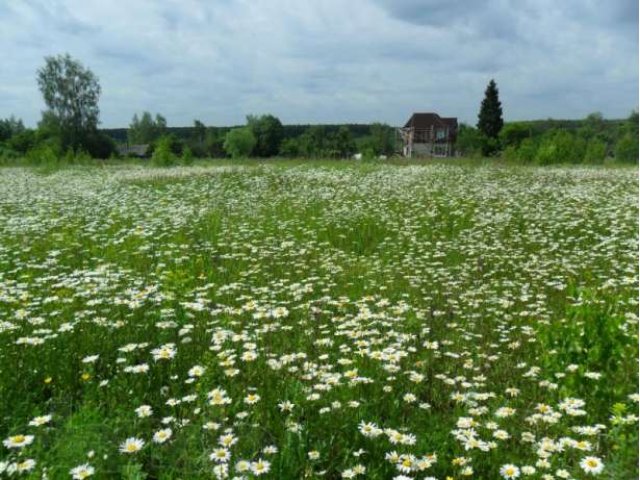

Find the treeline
[[112, 112, 397, 161], [0, 53, 637, 165], [457, 112, 639, 164]]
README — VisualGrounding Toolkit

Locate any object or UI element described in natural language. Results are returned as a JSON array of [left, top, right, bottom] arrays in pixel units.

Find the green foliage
[[223, 127, 256, 158], [477, 79, 504, 141], [515, 138, 538, 163], [36, 53, 101, 152], [331, 126, 357, 158], [499, 122, 530, 148], [583, 138, 607, 164], [0, 163, 636, 478], [128, 112, 167, 145], [0, 116, 25, 142], [535, 130, 585, 165], [204, 128, 227, 157], [616, 135, 639, 163], [24, 142, 62, 165], [479, 134, 501, 157], [6, 129, 37, 154], [181, 146, 194, 165], [188, 120, 208, 157], [247, 114, 284, 157], [279, 137, 300, 157], [366, 123, 396, 155], [455, 123, 483, 157], [615, 111, 639, 163], [151, 135, 178, 166]]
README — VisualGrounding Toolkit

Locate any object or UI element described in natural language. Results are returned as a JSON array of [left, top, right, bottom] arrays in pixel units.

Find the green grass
[[0, 161, 637, 479]]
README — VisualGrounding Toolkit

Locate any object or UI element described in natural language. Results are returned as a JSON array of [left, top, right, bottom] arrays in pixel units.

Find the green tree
[[36, 53, 101, 151], [247, 114, 284, 157], [535, 130, 585, 165], [332, 126, 356, 158], [128, 112, 168, 144], [456, 123, 483, 157], [615, 111, 638, 163], [279, 137, 300, 157], [477, 79, 503, 155], [371, 123, 396, 155], [0, 116, 25, 142], [223, 127, 256, 158], [583, 139, 607, 164], [152, 135, 177, 166], [205, 128, 226, 157], [499, 123, 530, 148]]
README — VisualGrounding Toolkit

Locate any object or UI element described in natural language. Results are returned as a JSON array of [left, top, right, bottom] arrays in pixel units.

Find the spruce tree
[[477, 79, 503, 140]]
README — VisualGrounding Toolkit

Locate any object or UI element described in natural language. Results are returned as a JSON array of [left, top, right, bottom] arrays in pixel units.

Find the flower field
[[0, 162, 637, 479]]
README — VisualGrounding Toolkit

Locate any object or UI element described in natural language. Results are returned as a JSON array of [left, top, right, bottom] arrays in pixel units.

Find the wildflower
[[29, 415, 52, 427], [135, 405, 153, 418], [188, 365, 205, 377], [244, 393, 260, 405], [152, 428, 172, 444], [308, 450, 320, 460], [251, 459, 270, 475], [13, 459, 36, 473], [70, 463, 95, 479], [278, 400, 294, 412], [500, 464, 521, 479], [151, 343, 176, 361], [3, 434, 34, 449], [358, 421, 383, 438], [119, 437, 144, 454], [208, 388, 232, 406], [218, 433, 238, 447], [210, 448, 231, 463], [580, 456, 604, 475]]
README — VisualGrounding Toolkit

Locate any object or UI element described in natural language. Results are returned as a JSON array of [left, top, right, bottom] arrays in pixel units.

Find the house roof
[[404, 113, 458, 130]]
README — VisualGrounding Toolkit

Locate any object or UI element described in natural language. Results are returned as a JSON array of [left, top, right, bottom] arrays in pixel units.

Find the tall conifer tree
[[477, 79, 503, 139]]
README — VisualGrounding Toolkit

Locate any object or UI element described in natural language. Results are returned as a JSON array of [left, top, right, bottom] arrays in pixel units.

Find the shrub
[[616, 134, 638, 163], [181, 146, 194, 165], [25, 143, 62, 165], [152, 136, 177, 166], [583, 139, 607, 164], [223, 127, 256, 159]]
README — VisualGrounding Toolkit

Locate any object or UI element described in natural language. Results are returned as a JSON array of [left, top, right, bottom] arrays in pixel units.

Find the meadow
[[0, 161, 637, 479]]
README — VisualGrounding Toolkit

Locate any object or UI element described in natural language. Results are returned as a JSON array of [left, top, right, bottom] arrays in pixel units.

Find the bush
[[25, 143, 62, 165], [583, 139, 607, 164], [223, 127, 256, 159], [535, 130, 585, 165], [152, 136, 177, 166], [516, 138, 538, 163], [616, 134, 638, 163], [181, 146, 194, 165], [84, 132, 116, 159]]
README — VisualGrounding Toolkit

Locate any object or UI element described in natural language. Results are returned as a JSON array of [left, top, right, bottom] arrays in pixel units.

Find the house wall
[[409, 142, 453, 157], [412, 143, 433, 156]]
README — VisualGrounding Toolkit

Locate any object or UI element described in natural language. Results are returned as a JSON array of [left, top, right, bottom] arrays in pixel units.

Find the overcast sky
[[1, 0, 638, 128]]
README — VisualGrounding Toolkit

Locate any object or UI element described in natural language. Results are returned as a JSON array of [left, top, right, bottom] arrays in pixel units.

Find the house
[[116, 144, 150, 158], [399, 113, 458, 157]]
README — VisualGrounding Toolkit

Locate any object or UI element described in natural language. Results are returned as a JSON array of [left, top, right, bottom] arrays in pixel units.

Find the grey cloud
[[0, 0, 636, 128]]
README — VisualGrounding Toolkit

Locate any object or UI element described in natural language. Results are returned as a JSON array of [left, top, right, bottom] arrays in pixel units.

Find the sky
[[1, 0, 638, 128]]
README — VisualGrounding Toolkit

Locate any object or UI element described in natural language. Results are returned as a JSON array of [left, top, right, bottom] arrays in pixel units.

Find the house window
[[436, 129, 446, 140]]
